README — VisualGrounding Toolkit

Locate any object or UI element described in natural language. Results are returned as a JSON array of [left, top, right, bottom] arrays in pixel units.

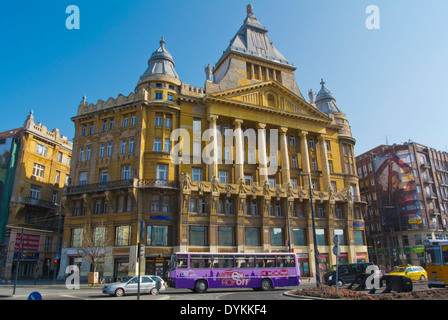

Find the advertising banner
[[14, 233, 41, 252], [373, 149, 422, 227]]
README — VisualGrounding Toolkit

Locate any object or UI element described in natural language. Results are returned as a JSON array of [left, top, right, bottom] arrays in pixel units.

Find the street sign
[[333, 235, 340, 245], [28, 292, 42, 300], [332, 245, 340, 256]]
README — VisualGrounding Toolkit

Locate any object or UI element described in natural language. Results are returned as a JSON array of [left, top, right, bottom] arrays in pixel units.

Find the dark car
[[323, 262, 374, 286]]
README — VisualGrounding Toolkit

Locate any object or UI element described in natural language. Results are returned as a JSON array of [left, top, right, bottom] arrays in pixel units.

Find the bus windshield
[[426, 247, 442, 265]]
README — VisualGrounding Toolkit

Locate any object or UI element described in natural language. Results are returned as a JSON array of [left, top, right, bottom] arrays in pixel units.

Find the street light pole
[[299, 173, 321, 288]]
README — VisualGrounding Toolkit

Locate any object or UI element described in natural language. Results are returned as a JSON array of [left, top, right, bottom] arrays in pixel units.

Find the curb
[[283, 290, 338, 301]]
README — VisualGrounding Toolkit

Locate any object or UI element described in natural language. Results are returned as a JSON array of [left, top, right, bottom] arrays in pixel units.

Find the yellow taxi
[[388, 265, 427, 280]]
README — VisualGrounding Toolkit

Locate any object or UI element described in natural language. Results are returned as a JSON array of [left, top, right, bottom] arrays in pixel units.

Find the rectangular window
[[99, 143, 105, 158], [156, 165, 168, 180], [122, 117, 128, 128], [81, 124, 87, 137], [88, 122, 94, 135], [309, 138, 315, 150], [29, 185, 41, 200], [129, 137, 135, 153], [102, 119, 107, 132], [130, 116, 136, 126], [334, 229, 346, 245], [57, 152, 63, 163], [55, 171, 60, 184], [167, 94, 173, 101], [86, 146, 91, 161], [192, 168, 202, 181], [121, 139, 127, 154], [164, 139, 171, 152], [270, 228, 283, 246], [154, 138, 162, 152], [312, 158, 318, 171], [189, 226, 208, 246], [100, 170, 108, 183], [293, 229, 307, 246], [245, 228, 260, 246], [32, 163, 45, 178], [79, 171, 87, 186], [155, 116, 163, 127], [155, 92, 163, 100], [147, 225, 169, 246], [106, 142, 113, 157], [218, 227, 235, 246], [354, 230, 364, 246], [165, 117, 172, 128], [244, 174, 253, 186], [115, 226, 131, 246], [109, 118, 115, 131], [316, 229, 327, 246], [94, 227, 106, 246], [71, 228, 83, 247], [79, 147, 84, 162], [219, 171, 228, 184], [289, 135, 296, 146], [121, 165, 131, 180]]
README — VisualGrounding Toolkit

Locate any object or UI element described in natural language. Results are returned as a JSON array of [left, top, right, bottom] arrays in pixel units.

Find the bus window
[[285, 255, 296, 267], [276, 257, 286, 268], [177, 255, 188, 268], [213, 255, 235, 268], [443, 246, 448, 264], [236, 257, 248, 268], [190, 255, 212, 269], [256, 256, 275, 268]]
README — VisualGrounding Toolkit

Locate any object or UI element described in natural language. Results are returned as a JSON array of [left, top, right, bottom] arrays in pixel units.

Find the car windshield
[[392, 267, 406, 273], [328, 265, 337, 273], [121, 276, 135, 283]]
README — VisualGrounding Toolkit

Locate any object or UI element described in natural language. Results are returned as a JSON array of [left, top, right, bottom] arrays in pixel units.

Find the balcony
[[138, 179, 179, 190], [18, 196, 55, 209], [66, 179, 136, 195]]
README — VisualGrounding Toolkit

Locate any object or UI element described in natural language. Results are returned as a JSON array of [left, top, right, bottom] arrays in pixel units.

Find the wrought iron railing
[[18, 196, 55, 209], [66, 179, 135, 195]]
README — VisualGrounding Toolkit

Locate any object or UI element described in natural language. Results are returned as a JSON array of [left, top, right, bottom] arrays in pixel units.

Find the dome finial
[[160, 36, 166, 49], [320, 78, 325, 86]]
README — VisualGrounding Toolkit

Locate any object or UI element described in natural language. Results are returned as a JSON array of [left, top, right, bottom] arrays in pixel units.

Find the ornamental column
[[318, 134, 331, 191], [208, 114, 219, 180], [257, 123, 268, 184], [233, 119, 244, 183], [299, 131, 311, 188], [279, 127, 291, 187]]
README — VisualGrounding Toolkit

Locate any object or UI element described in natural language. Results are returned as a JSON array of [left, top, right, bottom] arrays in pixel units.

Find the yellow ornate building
[[1, 112, 72, 280], [61, 5, 367, 281]]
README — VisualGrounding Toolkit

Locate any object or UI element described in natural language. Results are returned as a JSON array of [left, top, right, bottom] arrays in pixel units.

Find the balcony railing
[[138, 179, 179, 189], [18, 196, 55, 209], [65, 178, 179, 195], [66, 179, 136, 195]]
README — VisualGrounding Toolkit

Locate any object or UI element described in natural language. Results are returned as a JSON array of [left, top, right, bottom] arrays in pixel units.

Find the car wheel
[[420, 275, 426, 280], [115, 288, 125, 297], [194, 280, 208, 293], [260, 279, 273, 291], [150, 288, 159, 295]]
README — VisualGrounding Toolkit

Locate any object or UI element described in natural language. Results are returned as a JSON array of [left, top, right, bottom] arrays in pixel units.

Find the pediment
[[208, 81, 330, 121]]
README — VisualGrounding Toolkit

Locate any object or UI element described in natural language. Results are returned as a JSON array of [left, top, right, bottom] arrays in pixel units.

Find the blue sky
[[0, 0, 447, 155]]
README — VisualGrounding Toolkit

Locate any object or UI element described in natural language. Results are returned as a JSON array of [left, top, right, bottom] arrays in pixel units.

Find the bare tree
[[77, 222, 113, 276]]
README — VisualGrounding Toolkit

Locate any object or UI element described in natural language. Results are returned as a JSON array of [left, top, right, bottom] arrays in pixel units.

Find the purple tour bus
[[167, 252, 300, 293]]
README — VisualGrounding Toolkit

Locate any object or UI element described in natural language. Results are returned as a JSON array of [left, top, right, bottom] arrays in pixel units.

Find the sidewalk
[[0, 278, 101, 289]]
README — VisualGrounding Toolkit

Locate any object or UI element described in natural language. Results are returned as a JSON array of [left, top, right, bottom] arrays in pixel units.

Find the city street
[[0, 278, 433, 301]]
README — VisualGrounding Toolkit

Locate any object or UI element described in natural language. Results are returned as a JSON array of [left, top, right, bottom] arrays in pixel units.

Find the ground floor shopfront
[[58, 244, 368, 282], [0, 226, 58, 281]]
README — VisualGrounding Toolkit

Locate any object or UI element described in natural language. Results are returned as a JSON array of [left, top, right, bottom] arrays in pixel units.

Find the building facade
[[0, 112, 72, 280], [61, 5, 367, 281], [356, 142, 448, 268]]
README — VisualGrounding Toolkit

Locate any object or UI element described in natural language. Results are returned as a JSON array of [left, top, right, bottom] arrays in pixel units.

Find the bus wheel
[[194, 280, 208, 293], [260, 279, 273, 291]]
